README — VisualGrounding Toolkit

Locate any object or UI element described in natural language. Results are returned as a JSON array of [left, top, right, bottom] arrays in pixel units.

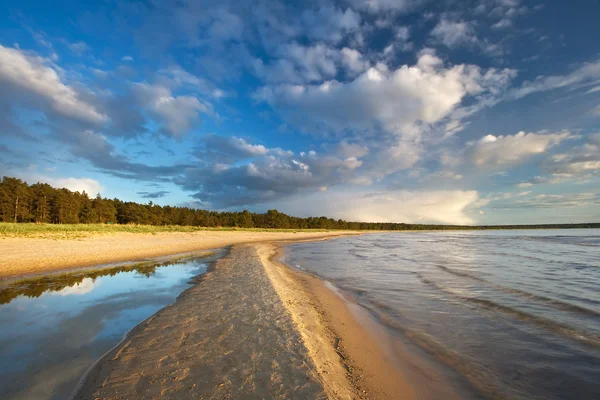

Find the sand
[[0, 230, 359, 279], [71, 242, 417, 399]]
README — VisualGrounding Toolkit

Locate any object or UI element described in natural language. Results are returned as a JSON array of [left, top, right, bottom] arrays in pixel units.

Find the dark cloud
[[176, 136, 368, 207], [137, 190, 170, 199], [194, 134, 269, 164]]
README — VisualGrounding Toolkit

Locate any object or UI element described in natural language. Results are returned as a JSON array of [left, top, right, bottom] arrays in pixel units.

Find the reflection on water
[[0, 251, 221, 400], [284, 230, 600, 400]]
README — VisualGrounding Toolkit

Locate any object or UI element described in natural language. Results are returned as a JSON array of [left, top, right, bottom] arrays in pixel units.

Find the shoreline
[[264, 243, 468, 400], [3, 231, 470, 399], [259, 242, 417, 399], [0, 230, 362, 279], [70, 238, 421, 399]]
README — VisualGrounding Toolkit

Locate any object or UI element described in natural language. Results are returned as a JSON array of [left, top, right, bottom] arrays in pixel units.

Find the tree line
[[1, 176, 598, 230]]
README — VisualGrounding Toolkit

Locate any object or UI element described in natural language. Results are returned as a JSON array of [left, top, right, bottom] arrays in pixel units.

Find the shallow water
[[284, 229, 600, 400], [0, 252, 220, 400]]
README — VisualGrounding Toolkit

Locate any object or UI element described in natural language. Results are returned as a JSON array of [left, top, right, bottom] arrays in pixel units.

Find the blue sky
[[1, 0, 599, 225]]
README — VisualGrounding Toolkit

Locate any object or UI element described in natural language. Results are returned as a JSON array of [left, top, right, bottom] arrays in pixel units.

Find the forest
[[1, 176, 598, 230]]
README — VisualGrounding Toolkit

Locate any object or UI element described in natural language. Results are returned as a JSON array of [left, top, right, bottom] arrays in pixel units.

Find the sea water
[[283, 230, 600, 400]]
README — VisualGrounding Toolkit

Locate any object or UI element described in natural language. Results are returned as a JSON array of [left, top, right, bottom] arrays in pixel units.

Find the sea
[[282, 229, 600, 400]]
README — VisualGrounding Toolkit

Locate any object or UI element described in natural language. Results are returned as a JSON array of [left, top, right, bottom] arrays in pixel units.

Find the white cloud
[[586, 86, 600, 94], [253, 43, 346, 84], [467, 131, 571, 166], [256, 50, 515, 177], [258, 50, 513, 135], [207, 8, 244, 42], [491, 18, 512, 29], [17, 173, 104, 195], [300, 6, 361, 43], [511, 59, 600, 99], [515, 182, 533, 188], [348, 0, 419, 13], [275, 189, 480, 225], [68, 41, 89, 54], [158, 66, 228, 99], [509, 193, 600, 209], [53, 278, 98, 296], [134, 83, 210, 137], [51, 177, 104, 195], [544, 134, 600, 177], [340, 48, 370, 75], [0, 45, 106, 123], [430, 19, 477, 48]]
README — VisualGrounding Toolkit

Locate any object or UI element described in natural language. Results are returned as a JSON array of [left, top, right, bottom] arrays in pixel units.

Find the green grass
[[0, 223, 335, 238]]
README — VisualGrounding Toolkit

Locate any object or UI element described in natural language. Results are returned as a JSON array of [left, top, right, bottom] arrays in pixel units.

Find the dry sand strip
[[0, 230, 360, 279], [73, 243, 417, 400]]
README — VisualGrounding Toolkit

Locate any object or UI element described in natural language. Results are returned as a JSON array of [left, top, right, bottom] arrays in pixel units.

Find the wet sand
[[0, 230, 359, 279], [73, 242, 417, 399]]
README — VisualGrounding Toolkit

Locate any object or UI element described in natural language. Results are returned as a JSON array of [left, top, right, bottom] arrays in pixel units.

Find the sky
[[1, 0, 599, 225]]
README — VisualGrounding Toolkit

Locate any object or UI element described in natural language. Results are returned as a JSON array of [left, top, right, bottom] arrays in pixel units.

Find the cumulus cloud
[[256, 50, 515, 177], [543, 133, 600, 178], [254, 43, 373, 84], [300, 5, 361, 43], [258, 50, 514, 137], [195, 134, 269, 163], [272, 189, 480, 225], [133, 83, 211, 137], [54, 278, 98, 296], [0, 45, 106, 124], [18, 174, 104, 195], [52, 177, 104, 194], [430, 19, 477, 48], [340, 48, 370, 75], [467, 131, 571, 166]]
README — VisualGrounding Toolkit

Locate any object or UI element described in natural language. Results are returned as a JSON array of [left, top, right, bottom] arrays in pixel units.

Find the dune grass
[[0, 223, 334, 239]]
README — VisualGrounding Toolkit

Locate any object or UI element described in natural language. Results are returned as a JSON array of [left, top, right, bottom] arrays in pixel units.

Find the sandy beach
[[0, 230, 431, 399], [70, 242, 415, 399], [0, 230, 359, 279]]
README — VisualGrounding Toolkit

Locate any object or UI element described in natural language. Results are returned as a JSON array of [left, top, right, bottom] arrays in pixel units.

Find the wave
[[358, 301, 514, 400], [523, 235, 600, 247], [417, 273, 600, 350], [433, 264, 600, 318]]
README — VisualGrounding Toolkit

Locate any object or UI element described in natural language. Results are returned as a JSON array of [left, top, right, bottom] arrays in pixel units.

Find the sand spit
[[74, 244, 330, 399], [0, 230, 359, 279]]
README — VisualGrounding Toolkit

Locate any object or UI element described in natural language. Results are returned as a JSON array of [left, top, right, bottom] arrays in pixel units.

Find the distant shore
[[0, 229, 361, 279]]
